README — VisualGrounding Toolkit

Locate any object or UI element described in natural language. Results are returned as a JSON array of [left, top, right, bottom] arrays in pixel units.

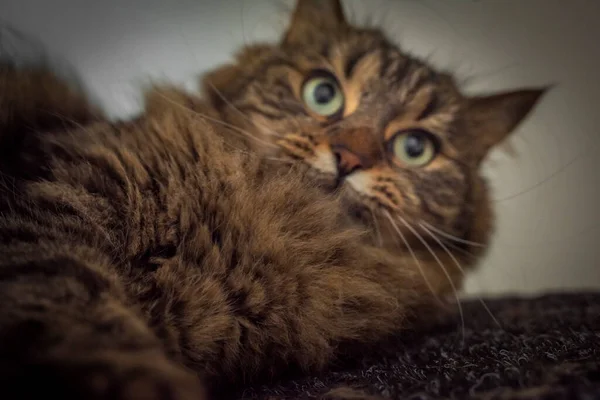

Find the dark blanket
[[238, 292, 600, 400]]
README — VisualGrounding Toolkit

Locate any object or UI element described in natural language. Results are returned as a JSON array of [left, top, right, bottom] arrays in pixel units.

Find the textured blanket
[[237, 292, 600, 400]]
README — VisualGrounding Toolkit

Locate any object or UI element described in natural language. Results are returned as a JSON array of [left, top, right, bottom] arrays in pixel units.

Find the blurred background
[[1, 0, 598, 297]]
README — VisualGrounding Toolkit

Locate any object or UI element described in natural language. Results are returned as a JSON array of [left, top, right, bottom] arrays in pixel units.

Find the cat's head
[[202, 0, 547, 293]]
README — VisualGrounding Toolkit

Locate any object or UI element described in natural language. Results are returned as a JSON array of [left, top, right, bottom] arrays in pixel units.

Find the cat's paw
[[77, 350, 208, 400], [4, 349, 208, 400]]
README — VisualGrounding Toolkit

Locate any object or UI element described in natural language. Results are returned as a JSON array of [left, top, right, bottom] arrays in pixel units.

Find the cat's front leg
[[0, 252, 207, 400], [163, 204, 430, 389]]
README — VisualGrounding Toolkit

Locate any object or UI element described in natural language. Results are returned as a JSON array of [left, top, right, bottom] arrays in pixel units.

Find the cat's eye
[[301, 72, 344, 118], [391, 130, 437, 168]]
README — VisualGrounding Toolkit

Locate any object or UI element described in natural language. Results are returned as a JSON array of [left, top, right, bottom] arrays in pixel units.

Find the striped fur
[[0, 1, 547, 399]]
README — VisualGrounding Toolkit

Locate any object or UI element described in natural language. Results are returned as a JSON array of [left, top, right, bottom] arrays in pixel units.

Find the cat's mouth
[[332, 175, 346, 192], [308, 171, 341, 193], [298, 162, 373, 224], [318, 177, 373, 224]]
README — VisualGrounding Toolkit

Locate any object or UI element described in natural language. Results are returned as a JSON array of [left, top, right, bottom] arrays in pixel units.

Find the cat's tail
[[0, 24, 103, 166]]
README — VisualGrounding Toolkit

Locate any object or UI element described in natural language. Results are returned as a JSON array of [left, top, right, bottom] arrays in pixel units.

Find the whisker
[[383, 211, 444, 306], [252, 84, 305, 131], [221, 139, 289, 162], [423, 217, 600, 250], [264, 156, 296, 164], [369, 208, 383, 247], [397, 216, 466, 346], [170, 19, 279, 154], [442, 240, 481, 259], [205, 80, 254, 125], [420, 221, 486, 247], [154, 91, 279, 150], [205, 81, 287, 140], [493, 142, 595, 203], [420, 224, 502, 329], [211, 133, 292, 166]]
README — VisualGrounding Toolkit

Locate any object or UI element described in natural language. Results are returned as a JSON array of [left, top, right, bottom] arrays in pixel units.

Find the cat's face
[[203, 0, 546, 289]]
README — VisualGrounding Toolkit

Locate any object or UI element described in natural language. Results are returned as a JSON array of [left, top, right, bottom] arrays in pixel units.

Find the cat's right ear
[[466, 87, 550, 160], [282, 0, 348, 45]]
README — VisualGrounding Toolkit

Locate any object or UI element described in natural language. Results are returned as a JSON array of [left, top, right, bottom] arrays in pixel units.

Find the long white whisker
[[205, 80, 255, 124], [154, 91, 278, 149], [221, 139, 295, 166], [421, 221, 486, 247], [444, 241, 480, 259], [397, 215, 466, 346], [383, 211, 443, 305], [171, 18, 283, 155], [218, 137, 290, 165], [205, 81, 287, 140], [420, 224, 502, 329]]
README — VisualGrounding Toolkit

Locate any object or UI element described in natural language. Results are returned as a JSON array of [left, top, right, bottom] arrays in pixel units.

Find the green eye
[[392, 130, 437, 167], [301, 73, 344, 117]]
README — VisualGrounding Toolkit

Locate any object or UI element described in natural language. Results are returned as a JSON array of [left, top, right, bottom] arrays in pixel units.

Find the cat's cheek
[[309, 143, 338, 176]]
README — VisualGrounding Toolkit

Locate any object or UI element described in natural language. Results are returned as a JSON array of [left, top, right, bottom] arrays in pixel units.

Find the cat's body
[[0, 73, 430, 399], [0, 1, 547, 399]]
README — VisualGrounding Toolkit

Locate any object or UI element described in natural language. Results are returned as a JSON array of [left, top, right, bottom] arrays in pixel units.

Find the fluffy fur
[[202, 0, 547, 296], [0, 1, 547, 399]]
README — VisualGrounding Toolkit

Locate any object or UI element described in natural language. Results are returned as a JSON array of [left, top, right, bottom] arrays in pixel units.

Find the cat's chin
[[300, 166, 375, 227], [329, 182, 375, 226], [307, 172, 339, 193]]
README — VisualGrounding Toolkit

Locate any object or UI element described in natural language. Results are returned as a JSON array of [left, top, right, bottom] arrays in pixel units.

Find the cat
[[0, 0, 547, 399], [200, 0, 547, 297]]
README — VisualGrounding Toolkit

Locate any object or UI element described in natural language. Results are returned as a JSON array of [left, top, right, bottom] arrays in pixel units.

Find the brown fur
[[202, 0, 547, 296], [0, 1, 547, 399]]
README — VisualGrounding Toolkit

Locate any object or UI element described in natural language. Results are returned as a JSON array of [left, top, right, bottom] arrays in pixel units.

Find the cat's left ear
[[466, 87, 550, 156], [283, 0, 348, 45], [201, 63, 242, 111]]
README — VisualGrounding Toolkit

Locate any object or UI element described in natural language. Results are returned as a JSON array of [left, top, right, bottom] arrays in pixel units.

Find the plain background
[[1, 0, 598, 296]]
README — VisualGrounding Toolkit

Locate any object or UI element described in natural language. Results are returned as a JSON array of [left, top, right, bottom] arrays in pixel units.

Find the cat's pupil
[[405, 134, 425, 158], [314, 82, 335, 104]]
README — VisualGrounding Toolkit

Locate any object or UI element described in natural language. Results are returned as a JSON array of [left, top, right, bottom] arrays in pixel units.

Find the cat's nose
[[332, 145, 362, 178]]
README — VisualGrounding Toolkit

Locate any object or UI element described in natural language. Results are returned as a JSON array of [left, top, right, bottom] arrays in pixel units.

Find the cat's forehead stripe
[[417, 92, 439, 121], [343, 48, 370, 78]]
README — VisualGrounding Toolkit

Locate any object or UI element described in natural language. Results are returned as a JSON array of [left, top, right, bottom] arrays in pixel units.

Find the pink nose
[[331, 146, 362, 178]]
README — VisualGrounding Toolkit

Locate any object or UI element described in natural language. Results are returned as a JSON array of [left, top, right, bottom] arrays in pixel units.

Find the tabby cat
[[0, 1, 546, 399]]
